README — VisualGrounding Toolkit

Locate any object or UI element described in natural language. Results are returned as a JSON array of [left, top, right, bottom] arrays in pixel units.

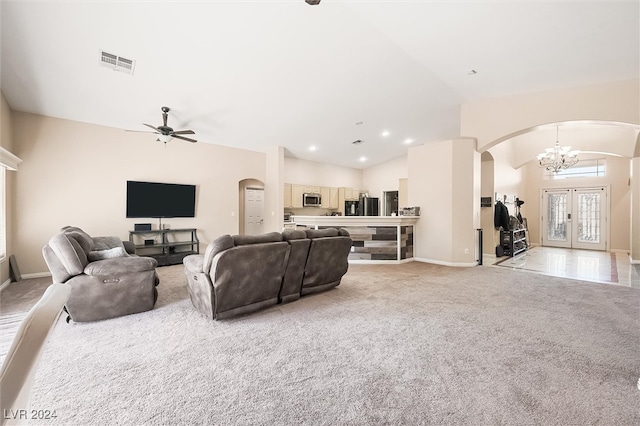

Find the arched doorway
[[482, 120, 637, 254]]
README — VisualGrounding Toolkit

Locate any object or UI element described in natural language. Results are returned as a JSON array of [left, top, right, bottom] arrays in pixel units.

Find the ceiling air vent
[[100, 50, 135, 75]]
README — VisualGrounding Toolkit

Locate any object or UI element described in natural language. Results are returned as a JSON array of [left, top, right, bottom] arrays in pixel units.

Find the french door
[[541, 187, 608, 250]]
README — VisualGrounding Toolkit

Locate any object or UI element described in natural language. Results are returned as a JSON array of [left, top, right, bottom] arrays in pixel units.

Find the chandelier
[[537, 127, 579, 173]]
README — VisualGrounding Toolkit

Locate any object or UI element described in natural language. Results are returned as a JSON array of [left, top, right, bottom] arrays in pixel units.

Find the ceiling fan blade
[[172, 135, 197, 143], [125, 129, 156, 133], [143, 123, 160, 132], [172, 130, 195, 135]]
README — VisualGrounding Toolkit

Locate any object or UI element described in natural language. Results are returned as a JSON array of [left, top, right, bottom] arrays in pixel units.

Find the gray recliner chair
[[42, 227, 159, 322], [300, 228, 352, 296], [183, 232, 290, 320]]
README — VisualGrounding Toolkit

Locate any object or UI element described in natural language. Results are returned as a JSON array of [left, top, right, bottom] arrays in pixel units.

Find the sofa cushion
[[232, 232, 282, 246], [92, 236, 125, 252], [282, 229, 307, 241], [87, 247, 128, 262], [338, 228, 350, 237], [305, 228, 339, 239], [48, 233, 89, 276], [84, 256, 158, 276]]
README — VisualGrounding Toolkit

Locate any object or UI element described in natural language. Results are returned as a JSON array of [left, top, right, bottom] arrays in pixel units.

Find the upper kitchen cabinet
[[329, 187, 339, 209], [284, 183, 292, 208], [320, 187, 330, 208], [319, 187, 339, 209], [291, 184, 304, 208], [341, 187, 361, 201]]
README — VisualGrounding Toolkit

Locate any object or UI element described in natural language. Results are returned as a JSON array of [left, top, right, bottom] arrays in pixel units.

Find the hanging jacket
[[494, 201, 510, 230]]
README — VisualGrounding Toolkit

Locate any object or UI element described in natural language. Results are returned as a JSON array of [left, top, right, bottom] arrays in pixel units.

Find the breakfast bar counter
[[291, 216, 419, 263]]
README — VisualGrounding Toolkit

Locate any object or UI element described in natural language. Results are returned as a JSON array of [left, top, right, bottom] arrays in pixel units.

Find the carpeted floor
[[9, 262, 640, 425]]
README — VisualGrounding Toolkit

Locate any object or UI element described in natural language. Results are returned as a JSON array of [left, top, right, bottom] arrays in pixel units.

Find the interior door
[[244, 188, 264, 235], [541, 187, 607, 250]]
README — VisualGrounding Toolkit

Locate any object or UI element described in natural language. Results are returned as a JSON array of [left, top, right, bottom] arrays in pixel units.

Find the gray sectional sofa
[[42, 226, 160, 322], [183, 228, 352, 320]]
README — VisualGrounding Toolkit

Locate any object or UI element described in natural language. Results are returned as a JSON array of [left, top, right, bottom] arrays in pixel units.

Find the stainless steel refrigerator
[[358, 196, 379, 216]]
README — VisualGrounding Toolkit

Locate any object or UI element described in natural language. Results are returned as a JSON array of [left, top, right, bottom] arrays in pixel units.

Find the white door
[[244, 188, 264, 235], [541, 187, 607, 250], [571, 187, 607, 250]]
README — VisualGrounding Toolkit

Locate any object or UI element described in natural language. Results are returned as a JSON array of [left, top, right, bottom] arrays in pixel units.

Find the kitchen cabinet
[[291, 184, 304, 208], [342, 187, 361, 201], [320, 186, 331, 208], [329, 187, 339, 209], [284, 183, 292, 208], [303, 185, 321, 194]]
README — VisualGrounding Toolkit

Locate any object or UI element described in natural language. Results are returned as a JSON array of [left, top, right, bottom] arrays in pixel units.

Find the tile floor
[[492, 246, 640, 288]]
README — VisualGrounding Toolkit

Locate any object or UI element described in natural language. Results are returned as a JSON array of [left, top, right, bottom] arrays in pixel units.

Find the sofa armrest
[[83, 256, 157, 276], [183, 254, 204, 274], [122, 240, 136, 255]]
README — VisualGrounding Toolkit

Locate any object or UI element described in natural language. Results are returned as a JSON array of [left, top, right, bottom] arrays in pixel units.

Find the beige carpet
[[17, 262, 640, 425]]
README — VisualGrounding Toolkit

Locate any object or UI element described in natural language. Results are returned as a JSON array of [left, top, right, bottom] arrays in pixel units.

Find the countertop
[[290, 215, 419, 227]]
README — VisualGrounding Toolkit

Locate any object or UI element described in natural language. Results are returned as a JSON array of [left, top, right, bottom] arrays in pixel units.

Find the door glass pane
[[547, 193, 568, 241], [576, 192, 600, 243]]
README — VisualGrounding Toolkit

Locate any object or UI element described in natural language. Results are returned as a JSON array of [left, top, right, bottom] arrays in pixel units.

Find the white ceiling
[[1, 0, 638, 169]]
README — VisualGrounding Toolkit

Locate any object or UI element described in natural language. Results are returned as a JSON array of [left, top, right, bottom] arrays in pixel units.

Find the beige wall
[[284, 157, 362, 188], [461, 79, 640, 151], [0, 91, 15, 283], [362, 155, 408, 199], [12, 112, 266, 275]]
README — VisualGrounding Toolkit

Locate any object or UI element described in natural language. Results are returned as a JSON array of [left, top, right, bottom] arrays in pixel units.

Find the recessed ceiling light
[[309, 145, 317, 151], [381, 130, 390, 137], [404, 138, 413, 145], [359, 156, 367, 162]]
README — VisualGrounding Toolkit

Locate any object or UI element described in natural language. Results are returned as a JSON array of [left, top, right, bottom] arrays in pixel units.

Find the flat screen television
[[126, 180, 196, 218]]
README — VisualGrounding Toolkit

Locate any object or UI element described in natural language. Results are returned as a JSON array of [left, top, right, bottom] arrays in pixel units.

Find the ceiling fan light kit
[[139, 106, 198, 145]]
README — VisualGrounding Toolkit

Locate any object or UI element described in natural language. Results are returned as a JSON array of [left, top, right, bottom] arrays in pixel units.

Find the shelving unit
[[129, 228, 199, 266], [500, 228, 528, 257]]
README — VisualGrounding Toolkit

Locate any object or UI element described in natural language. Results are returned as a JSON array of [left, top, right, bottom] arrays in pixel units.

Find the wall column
[[408, 138, 479, 266], [264, 145, 284, 233], [631, 157, 640, 263]]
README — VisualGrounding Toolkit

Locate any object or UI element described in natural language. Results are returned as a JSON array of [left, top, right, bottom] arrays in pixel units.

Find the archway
[[482, 120, 639, 253]]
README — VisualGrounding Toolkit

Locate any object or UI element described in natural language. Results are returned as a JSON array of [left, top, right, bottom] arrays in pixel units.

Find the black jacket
[[494, 201, 510, 230]]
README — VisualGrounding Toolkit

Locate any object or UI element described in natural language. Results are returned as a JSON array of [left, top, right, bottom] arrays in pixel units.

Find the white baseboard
[[414, 257, 478, 267], [0, 278, 11, 292], [349, 258, 414, 265], [21, 272, 52, 279]]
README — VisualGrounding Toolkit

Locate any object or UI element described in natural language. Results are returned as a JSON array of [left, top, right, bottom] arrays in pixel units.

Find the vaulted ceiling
[[1, 1, 638, 169]]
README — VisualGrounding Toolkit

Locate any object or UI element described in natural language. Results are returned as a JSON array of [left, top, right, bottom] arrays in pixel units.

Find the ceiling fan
[[136, 106, 197, 144]]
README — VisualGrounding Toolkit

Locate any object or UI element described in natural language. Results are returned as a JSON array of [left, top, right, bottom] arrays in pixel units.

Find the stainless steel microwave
[[303, 193, 322, 207]]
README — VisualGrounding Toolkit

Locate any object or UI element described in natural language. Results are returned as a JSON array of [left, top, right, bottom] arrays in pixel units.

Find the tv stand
[[129, 228, 199, 266]]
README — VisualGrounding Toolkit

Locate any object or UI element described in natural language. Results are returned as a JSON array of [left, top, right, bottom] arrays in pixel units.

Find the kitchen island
[[291, 215, 419, 263]]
